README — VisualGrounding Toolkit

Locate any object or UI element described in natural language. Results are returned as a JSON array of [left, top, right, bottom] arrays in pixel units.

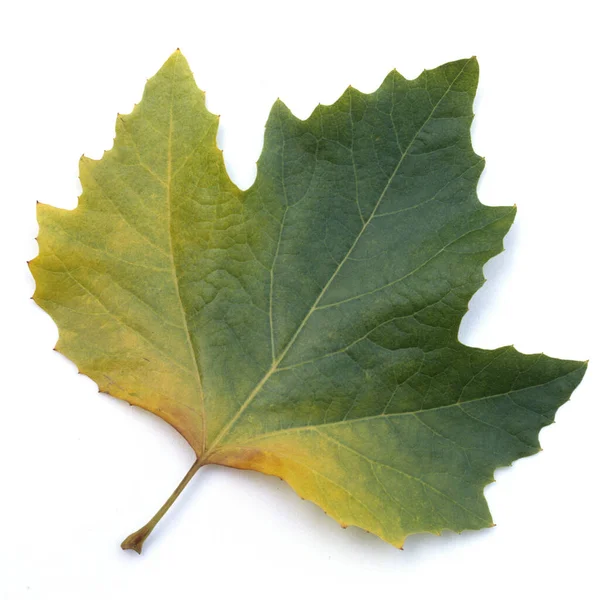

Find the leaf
[[30, 51, 587, 552]]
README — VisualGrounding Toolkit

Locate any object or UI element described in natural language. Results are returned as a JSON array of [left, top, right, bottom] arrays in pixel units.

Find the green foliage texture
[[30, 51, 587, 549]]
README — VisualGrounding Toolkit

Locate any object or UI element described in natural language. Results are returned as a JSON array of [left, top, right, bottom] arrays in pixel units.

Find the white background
[[1, 1, 598, 598]]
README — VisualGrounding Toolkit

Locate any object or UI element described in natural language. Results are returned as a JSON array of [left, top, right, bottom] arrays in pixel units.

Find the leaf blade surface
[[31, 51, 587, 548]]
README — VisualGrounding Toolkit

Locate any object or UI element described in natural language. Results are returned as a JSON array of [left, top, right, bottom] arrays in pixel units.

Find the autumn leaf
[[30, 51, 587, 552]]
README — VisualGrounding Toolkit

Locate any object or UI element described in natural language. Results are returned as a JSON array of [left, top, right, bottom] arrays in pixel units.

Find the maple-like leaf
[[30, 51, 586, 552]]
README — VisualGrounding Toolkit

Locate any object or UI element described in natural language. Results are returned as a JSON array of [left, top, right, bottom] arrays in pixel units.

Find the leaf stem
[[121, 458, 203, 554]]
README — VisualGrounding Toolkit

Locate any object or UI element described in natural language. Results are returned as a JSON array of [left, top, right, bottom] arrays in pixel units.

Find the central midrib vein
[[204, 59, 473, 457], [166, 53, 206, 452]]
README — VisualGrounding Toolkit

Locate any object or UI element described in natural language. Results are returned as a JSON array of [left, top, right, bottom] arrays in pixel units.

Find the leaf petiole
[[121, 458, 203, 554]]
